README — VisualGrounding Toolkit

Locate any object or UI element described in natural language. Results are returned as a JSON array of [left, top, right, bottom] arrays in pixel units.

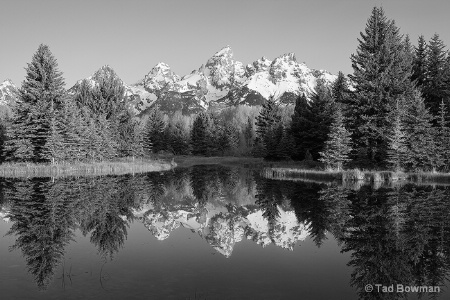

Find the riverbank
[[0, 158, 176, 178], [171, 155, 264, 168], [261, 167, 450, 184]]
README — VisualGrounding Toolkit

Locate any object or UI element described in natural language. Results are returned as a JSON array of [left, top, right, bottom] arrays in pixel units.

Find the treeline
[[140, 103, 295, 157], [253, 7, 450, 172]]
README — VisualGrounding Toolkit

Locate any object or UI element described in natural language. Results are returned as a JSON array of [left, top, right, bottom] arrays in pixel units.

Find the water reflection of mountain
[[135, 166, 310, 256], [0, 165, 449, 298]]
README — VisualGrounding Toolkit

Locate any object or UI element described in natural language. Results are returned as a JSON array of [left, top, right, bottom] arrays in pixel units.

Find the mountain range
[[1, 46, 336, 115]]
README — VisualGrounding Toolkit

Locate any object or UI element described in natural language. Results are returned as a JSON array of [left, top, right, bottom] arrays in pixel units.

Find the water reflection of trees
[[3, 176, 144, 289], [5, 179, 77, 290], [1, 166, 255, 289], [1, 167, 450, 297], [339, 185, 450, 299], [252, 178, 450, 299]]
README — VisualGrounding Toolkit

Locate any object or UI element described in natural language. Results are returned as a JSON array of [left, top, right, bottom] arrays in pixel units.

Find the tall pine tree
[[423, 33, 450, 118], [5, 44, 65, 162], [348, 7, 415, 168], [191, 112, 209, 156], [436, 100, 450, 171], [143, 106, 166, 154], [254, 96, 281, 159], [403, 90, 438, 171], [319, 105, 352, 171], [290, 82, 333, 161], [412, 35, 428, 90], [386, 101, 408, 171]]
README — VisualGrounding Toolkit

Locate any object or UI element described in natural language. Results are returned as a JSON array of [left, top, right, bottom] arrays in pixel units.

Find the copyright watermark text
[[365, 284, 440, 293]]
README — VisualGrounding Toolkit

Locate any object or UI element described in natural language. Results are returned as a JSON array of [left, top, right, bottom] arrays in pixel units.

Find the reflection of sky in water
[[0, 220, 354, 300]]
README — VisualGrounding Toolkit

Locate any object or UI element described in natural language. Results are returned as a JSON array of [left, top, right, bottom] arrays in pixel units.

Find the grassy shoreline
[[261, 167, 450, 184], [0, 158, 176, 178], [171, 155, 264, 168]]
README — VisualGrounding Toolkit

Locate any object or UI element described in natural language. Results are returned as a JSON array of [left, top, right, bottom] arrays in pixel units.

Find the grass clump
[[342, 169, 364, 181], [409, 171, 450, 184], [262, 168, 341, 181], [0, 157, 176, 178]]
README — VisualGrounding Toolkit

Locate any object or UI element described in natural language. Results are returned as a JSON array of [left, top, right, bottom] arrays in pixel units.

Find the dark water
[[0, 165, 449, 300]]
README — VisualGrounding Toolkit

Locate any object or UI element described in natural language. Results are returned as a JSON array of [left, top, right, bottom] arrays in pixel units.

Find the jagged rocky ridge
[[69, 46, 336, 115], [129, 46, 336, 114], [2, 46, 336, 115]]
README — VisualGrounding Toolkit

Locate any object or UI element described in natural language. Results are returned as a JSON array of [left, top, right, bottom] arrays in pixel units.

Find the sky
[[1, 0, 449, 88]]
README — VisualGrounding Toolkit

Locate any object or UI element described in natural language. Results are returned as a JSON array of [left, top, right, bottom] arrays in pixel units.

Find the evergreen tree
[[255, 96, 280, 139], [436, 100, 450, 171], [423, 33, 450, 118], [97, 114, 119, 159], [72, 69, 132, 160], [191, 112, 209, 156], [264, 122, 284, 160], [217, 123, 239, 156], [116, 111, 142, 158], [143, 106, 166, 154], [403, 34, 415, 69], [332, 71, 350, 104], [412, 35, 428, 89], [168, 121, 190, 155], [62, 100, 91, 161], [43, 109, 66, 164], [4, 44, 65, 162], [386, 102, 408, 171], [276, 126, 295, 160], [290, 83, 333, 161], [254, 96, 281, 158], [403, 90, 438, 171], [205, 113, 220, 156], [348, 7, 415, 168], [73, 79, 94, 110], [319, 105, 352, 170], [290, 93, 311, 160], [243, 116, 255, 149], [79, 70, 126, 121]]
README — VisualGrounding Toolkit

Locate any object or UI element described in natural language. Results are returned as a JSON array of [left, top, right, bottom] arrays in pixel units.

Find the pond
[[0, 165, 449, 299]]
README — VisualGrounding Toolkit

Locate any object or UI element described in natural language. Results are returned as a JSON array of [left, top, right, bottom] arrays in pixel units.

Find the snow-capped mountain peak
[[211, 45, 233, 59], [139, 62, 181, 91], [0, 79, 19, 105]]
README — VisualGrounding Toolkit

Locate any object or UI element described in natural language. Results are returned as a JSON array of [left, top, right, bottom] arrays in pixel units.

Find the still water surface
[[0, 165, 449, 299]]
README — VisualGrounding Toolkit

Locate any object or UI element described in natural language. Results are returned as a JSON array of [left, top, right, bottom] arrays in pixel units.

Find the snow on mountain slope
[[0, 205, 10, 223], [231, 52, 337, 105], [0, 79, 19, 106], [138, 62, 181, 91]]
